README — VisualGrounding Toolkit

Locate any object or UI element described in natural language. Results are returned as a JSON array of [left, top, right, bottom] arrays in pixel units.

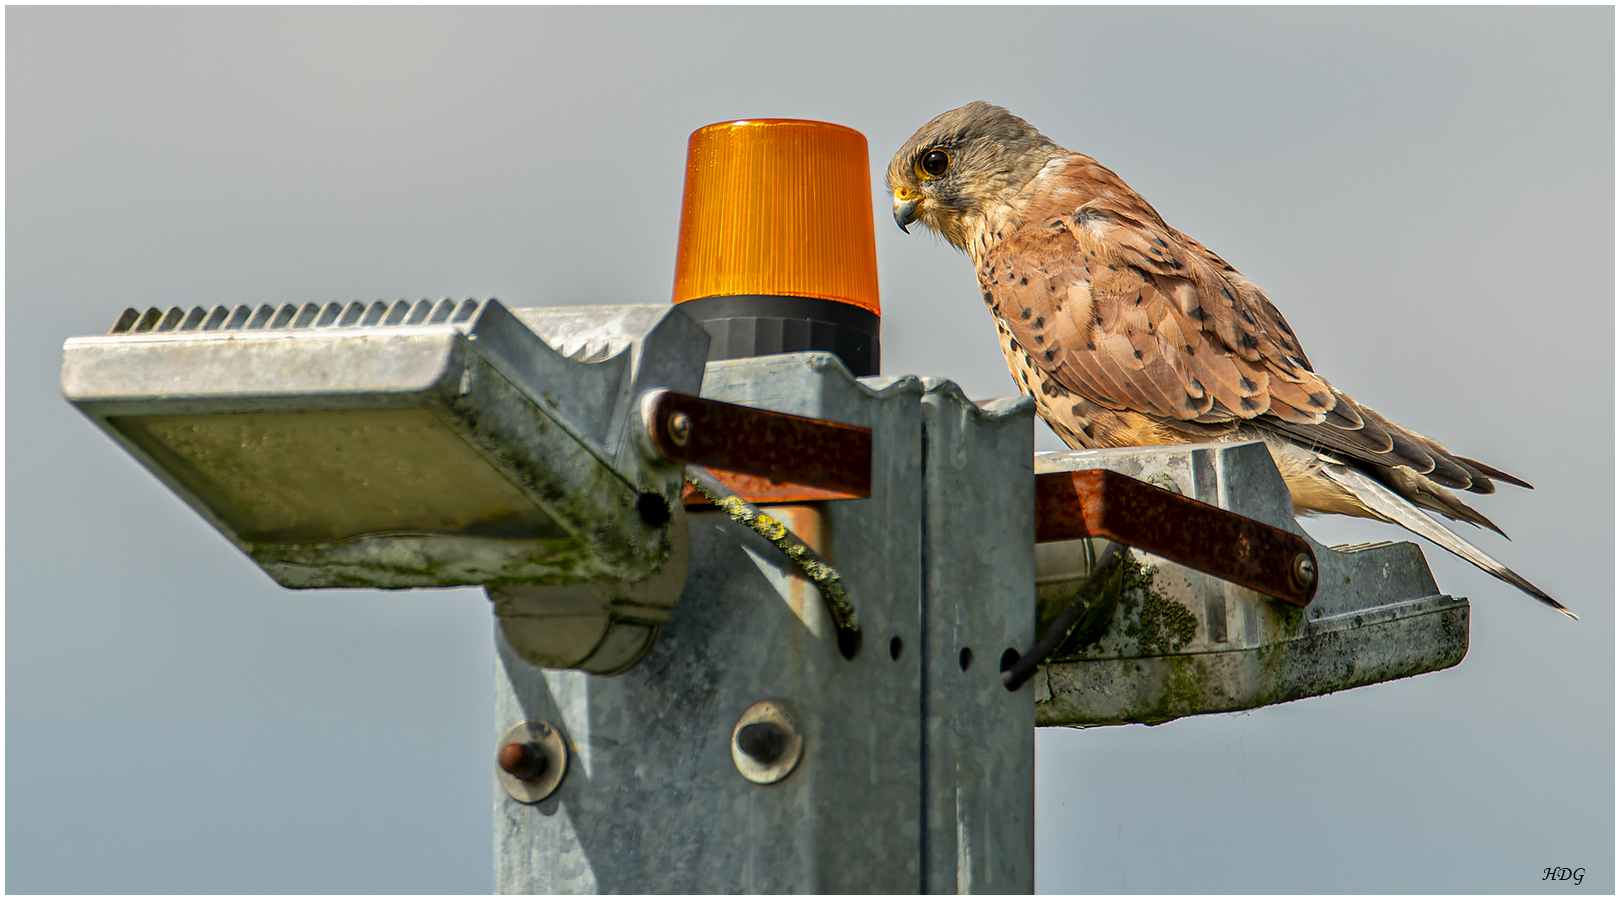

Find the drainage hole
[[889, 636, 903, 660], [836, 628, 861, 661], [636, 492, 671, 527], [959, 647, 974, 671]]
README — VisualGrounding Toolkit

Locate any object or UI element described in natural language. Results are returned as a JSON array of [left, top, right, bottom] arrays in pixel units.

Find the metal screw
[[498, 741, 549, 781], [667, 411, 693, 447], [1292, 553, 1317, 589]]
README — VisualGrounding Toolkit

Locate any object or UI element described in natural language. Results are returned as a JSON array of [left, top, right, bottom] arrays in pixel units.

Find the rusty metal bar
[[645, 389, 872, 500], [1035, 468, 1318, 606], [679, 469, 863, 507]]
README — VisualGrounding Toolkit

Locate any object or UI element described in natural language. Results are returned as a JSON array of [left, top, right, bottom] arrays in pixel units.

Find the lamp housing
[[61, 297, 708, 593]]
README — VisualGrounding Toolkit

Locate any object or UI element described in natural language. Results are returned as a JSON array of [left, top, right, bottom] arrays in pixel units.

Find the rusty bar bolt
[[667, 411, 693, 447], [1292, 553, 1317, 589], [498, 741, 549, 782]]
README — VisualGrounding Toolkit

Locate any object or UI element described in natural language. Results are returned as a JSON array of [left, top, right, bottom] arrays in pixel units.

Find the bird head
[[887, 102, 1061, 251]]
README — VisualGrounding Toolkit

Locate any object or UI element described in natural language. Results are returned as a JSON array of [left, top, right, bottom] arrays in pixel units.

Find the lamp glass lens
[[111, 408, 565, 544]]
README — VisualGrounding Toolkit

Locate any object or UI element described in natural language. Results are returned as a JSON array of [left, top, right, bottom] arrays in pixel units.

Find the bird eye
[[917, 149, 951, 179]]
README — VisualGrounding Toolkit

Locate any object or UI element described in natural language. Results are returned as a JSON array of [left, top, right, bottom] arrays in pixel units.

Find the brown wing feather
[[983, 207, 1324, 436], [981, 155, 1521, 496]]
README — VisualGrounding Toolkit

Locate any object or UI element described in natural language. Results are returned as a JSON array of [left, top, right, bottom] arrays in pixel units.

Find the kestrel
[[888, 101, 1571, 618]]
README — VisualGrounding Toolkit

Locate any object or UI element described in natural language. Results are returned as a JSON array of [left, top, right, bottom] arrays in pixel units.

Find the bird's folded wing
[[981, 191, 1513, 494]]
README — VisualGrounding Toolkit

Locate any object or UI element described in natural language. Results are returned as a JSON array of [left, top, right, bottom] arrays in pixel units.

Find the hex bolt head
[[495, 719, 568, 804], [667, 411, 693, 447], [1292, 553, 1317, 589], [735, 722, 787, 764], [498, 741, 549, 781]]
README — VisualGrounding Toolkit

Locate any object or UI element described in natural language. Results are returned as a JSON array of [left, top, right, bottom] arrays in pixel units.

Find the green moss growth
[[1142, 655, 1212, 724], [1120, 557, 1198, 656], [1044, 553, 1203, 662]]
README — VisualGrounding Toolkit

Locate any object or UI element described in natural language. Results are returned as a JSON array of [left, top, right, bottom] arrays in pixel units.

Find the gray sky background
[[7, 6, 1612, 894]]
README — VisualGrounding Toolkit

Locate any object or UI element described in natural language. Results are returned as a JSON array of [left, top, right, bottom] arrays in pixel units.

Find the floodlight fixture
[[61, 296, 710, 590]]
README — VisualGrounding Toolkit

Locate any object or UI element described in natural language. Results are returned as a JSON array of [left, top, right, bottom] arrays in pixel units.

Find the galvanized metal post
[[918, 378, 1036, 892], [493, 353, 1037, 893]]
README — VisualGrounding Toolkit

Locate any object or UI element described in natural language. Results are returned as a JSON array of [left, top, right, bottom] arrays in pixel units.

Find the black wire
[[1001, 541, 1128, 691]]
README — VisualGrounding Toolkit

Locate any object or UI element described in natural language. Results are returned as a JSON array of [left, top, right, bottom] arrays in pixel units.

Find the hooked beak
[[892, 194, 921, 234]]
